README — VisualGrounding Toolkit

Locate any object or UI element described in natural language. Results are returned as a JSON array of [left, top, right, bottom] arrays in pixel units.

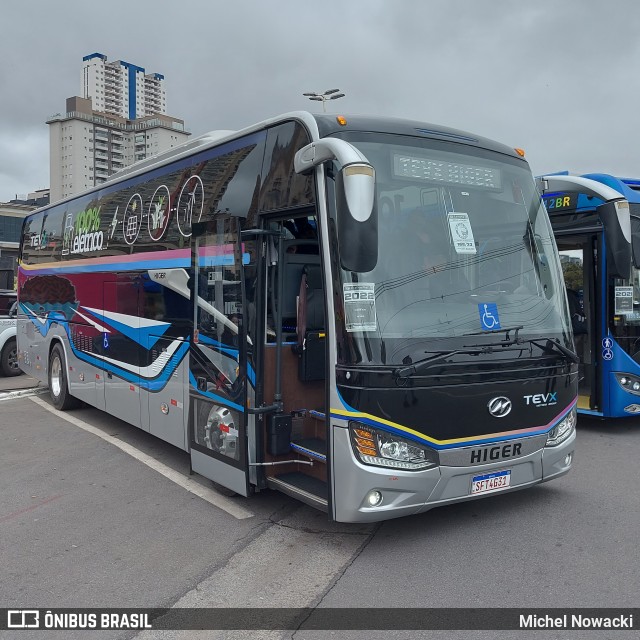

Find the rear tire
[[1, 338, 21, 377], [48, 344, 79, 410]]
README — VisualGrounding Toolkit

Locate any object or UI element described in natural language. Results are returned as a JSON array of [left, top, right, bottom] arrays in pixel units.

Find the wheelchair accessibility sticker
[[479, 303, 501, 331]]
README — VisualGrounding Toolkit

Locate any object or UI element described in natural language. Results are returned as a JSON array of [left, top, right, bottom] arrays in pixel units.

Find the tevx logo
[[524, 392, 557, 407]]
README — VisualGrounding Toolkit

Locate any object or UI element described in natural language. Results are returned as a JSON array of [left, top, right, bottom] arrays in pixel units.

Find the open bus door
[[188, 218, 251, 496], [541, 173, 632, 415], [557, 236, 601, 412]]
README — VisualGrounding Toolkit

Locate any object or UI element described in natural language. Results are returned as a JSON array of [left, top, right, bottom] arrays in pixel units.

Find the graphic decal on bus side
[[18, 273, 188, 391], [20, 274, 78, 324], [123, 194, 144, 245], [176, 175, 204, 238], [22, 135, 265, 264], [148, 185, 171, 241]]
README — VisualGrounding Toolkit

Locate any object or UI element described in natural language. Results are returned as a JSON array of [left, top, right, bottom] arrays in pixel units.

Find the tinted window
[[260, 122, 315, 212]]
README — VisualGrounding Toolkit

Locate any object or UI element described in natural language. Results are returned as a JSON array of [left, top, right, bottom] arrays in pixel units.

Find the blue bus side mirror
[[598, 201, 632, 279], [631, 216, 640, 270]]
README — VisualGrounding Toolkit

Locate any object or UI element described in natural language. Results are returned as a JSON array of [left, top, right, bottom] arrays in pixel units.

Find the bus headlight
[[545, 407, 576, 447], [349, 422, 438, 471], [614, 373, 640, 395]]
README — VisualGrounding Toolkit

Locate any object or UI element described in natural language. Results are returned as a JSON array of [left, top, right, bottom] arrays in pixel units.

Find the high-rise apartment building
[[47, 53, 190, 203], [81, 52, 167, 119]]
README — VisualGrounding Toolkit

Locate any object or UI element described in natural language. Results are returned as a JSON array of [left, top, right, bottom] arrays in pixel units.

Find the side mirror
[[631, 216, 640, 270], [335, 164, 378, 272], [598, 200, 631, 279], [294, 139, 378, 273]]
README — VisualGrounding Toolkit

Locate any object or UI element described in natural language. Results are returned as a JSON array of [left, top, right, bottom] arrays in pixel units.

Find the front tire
[[1, 338, 21, 377], [48, 344, 78, 410]]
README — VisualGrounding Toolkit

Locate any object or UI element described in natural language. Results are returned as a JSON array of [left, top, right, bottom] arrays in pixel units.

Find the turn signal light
[[514, 148, 526, 157]]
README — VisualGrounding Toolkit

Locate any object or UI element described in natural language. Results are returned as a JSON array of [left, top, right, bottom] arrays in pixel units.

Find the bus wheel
[[48, 344, 79, 410], [1, 338, 22, 377]]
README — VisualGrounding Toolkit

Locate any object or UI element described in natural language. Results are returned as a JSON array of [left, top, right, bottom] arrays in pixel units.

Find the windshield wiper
[[393, 329, 578, 379], [464, 325, 578, 364], [464, 325, 524, 342], [393, 349, 484, 379], [527, 338, 580, 364]]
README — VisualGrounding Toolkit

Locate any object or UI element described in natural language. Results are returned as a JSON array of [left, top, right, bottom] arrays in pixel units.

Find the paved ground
[[2, 390, 639, 640]]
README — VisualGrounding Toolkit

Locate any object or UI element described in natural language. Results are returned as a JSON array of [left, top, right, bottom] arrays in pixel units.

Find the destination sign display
[[393, 154, 501, 189]]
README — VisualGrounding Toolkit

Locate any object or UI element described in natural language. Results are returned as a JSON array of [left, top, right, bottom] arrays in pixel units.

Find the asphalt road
[[1, 386, 639, 640]]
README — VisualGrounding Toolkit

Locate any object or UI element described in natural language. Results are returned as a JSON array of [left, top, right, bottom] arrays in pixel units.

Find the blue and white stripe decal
[[82, 307, 171, 349], [188, 371, 244, 412], [21, 304, 189, 392]]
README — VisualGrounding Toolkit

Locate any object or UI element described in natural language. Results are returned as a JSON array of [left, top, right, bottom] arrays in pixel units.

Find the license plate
[[471, 469, 511, 495]]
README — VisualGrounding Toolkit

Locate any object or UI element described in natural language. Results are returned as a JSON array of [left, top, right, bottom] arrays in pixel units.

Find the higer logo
[[524, 392, 557, 407], [470, 442, 522, 464]]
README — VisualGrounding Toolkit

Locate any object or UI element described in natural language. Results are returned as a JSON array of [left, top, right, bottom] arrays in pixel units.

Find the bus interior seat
[[279, 240, 320, 336], [294, 263, 325, 381]]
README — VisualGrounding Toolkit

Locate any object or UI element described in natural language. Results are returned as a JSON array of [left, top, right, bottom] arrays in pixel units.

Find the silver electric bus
[[17, 112, 577, 522]]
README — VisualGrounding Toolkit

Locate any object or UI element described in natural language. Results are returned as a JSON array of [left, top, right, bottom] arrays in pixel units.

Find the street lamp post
[[303, 89, 345, 112]]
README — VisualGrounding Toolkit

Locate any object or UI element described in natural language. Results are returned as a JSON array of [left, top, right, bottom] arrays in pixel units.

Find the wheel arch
[[0, 326, 17, 354], [48, 336, 71, 375]]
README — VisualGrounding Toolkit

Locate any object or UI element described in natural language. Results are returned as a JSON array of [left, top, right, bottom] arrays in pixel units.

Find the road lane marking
[[29, 395, 254, 520], [0, 387, 48, 402]]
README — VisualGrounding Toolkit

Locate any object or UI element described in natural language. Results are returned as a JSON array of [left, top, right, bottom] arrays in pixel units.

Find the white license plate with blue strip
[[471, 469, 511, 495]]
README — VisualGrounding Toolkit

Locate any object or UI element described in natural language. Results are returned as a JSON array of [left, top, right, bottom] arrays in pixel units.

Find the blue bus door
[[558, 235, 600, 412], [188, 219, 250, 496]]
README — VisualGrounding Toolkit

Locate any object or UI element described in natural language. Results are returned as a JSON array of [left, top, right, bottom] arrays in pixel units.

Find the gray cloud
[[2, 0, 639, 200]]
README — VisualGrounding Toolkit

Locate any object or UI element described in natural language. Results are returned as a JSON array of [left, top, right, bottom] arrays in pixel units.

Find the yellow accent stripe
[[331, 405, 564, 446]]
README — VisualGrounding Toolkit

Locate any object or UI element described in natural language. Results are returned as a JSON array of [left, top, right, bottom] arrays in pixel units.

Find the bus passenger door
[[559, 236, 599, 411], [102, 277, 144, 428], [189, 219, 250, 496]]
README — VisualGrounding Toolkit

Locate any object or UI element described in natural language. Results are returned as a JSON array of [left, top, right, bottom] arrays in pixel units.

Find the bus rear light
[[349, 422, 438, 471]]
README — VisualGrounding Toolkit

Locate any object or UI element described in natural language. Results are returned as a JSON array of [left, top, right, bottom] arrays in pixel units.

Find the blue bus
[[540, 172, 640, 417]]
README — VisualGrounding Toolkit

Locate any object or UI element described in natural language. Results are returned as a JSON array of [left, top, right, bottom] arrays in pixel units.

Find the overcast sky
[[1, 0, 639, 202]]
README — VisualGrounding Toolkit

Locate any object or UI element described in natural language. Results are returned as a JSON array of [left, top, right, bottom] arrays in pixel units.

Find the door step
[[308, 409, 325, 421], [290, 437, 326, 462], [267, 472, 328, 512]]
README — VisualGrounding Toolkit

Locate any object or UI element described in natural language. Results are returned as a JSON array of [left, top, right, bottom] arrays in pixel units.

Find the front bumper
[[332, 427, 576, 523]]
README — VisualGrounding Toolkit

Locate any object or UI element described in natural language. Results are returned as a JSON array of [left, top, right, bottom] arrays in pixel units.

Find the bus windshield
[[610, 262, 640, 361], [329, 132, 572, 367]]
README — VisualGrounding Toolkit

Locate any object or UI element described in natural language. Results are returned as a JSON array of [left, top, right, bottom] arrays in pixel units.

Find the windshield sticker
[[615, 286, 634, 315], [478, 303, 501, 331], [344, 283, 377, 332], [447, 212, 476, 254]]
